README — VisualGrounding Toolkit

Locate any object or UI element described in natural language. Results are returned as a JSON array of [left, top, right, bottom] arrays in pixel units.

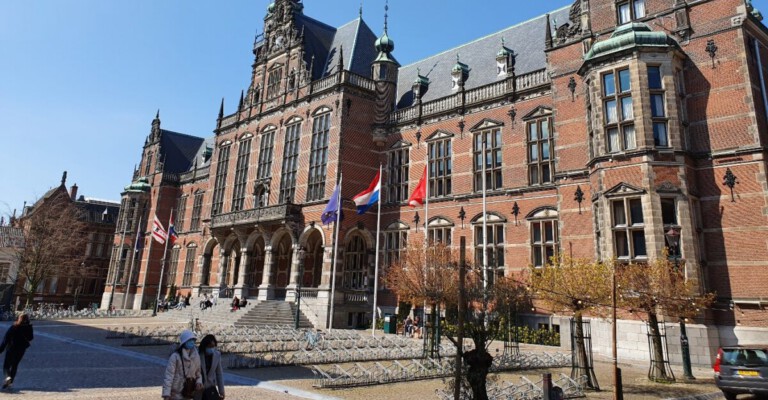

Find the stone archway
[[246, 236, 266, 297], [200, 238, 219, 287], [273, 233, 293, 299], [304, 229, 323, 288]]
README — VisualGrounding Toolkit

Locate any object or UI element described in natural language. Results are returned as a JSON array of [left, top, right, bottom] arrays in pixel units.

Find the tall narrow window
[[617, 0, 645, 24], [474, 218, 505, 284], [211, 145, 231, 216], [144, 152, 153, 176], [474, 128, 503, 191], [175, 196, 187, 233], [384, 228, 408, 267], [182, 245, 197, 286], [167, 247, 180, 287], [648, 66, 669, 147], [612, 197, 646, 260], [307, 113, 331, 201], [603, 68, 635, 153], [257, 129, 275, 180], [429, 138, 452, 197], [531, 218, 558, 267], [279, 122, 301, 203], [189, 192, 204, 231], [427, 218, 453, 245], [344, 235, 367, 290], [527, 117, 554, 185], [266, 67, 283, 99], [386, 148, 409, 203], [231, 138, 252, 211]]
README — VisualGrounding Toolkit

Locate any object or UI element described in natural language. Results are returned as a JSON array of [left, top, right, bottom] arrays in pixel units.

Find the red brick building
[[106, 0, 768, 356]]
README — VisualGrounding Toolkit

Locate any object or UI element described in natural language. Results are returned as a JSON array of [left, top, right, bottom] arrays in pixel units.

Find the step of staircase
[[155, 299, 312, 328]]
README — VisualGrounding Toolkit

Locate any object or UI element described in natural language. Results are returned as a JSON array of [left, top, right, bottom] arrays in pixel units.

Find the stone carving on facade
[[656, 181, 682, 194], [554, 0, 583, 44]]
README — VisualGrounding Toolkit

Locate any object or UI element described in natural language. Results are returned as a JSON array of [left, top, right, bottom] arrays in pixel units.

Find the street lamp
[[665, 227, 695, 380], [295, 247, 306, 330]]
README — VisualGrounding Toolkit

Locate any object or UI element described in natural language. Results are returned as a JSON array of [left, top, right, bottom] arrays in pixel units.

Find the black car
[[714, 345, 768, 399]]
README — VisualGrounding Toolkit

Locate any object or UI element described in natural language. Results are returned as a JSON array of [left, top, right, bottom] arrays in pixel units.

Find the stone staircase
[[155, 299, 312, 328]]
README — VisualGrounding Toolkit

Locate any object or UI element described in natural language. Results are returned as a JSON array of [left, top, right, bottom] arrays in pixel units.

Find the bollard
[[542, 372, 552, 400]]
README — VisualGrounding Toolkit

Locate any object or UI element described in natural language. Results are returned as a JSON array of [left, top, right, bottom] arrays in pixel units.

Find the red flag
[[407, 166, 427, 207]]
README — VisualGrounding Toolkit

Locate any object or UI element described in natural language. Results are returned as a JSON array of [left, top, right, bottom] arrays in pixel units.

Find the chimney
[[70, 184, 78, 201]]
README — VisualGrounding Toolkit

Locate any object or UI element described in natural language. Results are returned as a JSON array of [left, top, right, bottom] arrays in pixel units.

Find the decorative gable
[[389, 140, 412, 150], [425, 130, 454, 142], [471, 211, 507, 224], [521, 106, 553, 121], [469, 119, 504, 131], [603, 182, 646, 198]]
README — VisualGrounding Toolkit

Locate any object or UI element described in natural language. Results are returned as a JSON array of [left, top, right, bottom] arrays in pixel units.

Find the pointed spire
[[218, 98, 224, 120], [61, 171, 67, 186], [545, 14, 553, 49], [155, 109, 160, 120], [238, 90, 244, 111], [359, 1, 363, 18], [383, 0, 389, 34]]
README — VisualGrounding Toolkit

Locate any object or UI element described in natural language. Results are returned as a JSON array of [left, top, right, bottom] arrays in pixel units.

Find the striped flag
[[168, 217, 178, 246], [151, 215, 167, 244]]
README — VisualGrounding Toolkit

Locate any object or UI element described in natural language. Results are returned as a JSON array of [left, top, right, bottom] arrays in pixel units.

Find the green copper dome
[[584, 23, 678, 62], [375, 32, 395, 54], [123, 177, 151, 193], [267, 2, 275, 13]]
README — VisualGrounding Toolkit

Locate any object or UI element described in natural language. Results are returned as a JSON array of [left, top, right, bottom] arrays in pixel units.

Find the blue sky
[[1, 0, 765, 219]]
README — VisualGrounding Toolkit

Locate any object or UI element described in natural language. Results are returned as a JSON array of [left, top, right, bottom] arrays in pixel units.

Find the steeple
[[149, 110, 161, 143], [217, 98, 225, 130], [373, 0, 397, 66], [370, 0, 398, 146]]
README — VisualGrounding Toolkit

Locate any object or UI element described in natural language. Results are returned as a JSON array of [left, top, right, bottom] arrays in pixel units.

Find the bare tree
[[617, 255, 715, 382], [527, 256, 613, 389], [13, 192, 88, 308]]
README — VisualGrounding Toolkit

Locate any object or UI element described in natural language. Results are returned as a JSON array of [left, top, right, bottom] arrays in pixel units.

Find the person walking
[[0, 314, 33, 390], [162, 330, 202, 400], [195, 335, 225, 400]]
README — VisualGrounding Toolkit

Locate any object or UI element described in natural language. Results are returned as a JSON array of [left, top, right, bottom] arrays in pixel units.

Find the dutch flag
[[352, 171, 381, 215]]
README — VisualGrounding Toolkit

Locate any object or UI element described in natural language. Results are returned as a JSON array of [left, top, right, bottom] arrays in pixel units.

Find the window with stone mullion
[[257, 130, 275, 180], [344, 236, 367, 290], [617, 0, 646, 24], [531, 219, 558, 268], [182, 247, 196, 286], [266, 67, 283, 99], [611, 197, 646, 260], [190, 192, 204, 231], [167, 247, 180, 287], [307, 113, 330, 201], [428, 226, 452, 245], [473, 129, 503, 191], [429, 139, 452, 198], [603, 68, 635, 153], [211, 146, 231, 216], [386, 149, 409, 203], [231, 139, 252, 211], [384, 230, 407, 268], [279, 123, 301, 204], [474, 223, 505, 284], [527, 117, 554, 185], [648, 66, 669, 147], [175, 196, 187, 233]]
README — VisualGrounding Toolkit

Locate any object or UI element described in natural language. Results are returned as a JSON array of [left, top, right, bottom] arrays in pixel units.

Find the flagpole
[[154, 209, 174, 316], [482, 136, 489, 328], [371, 164, 383, 337], [328, 174, 342, 331], [423, 149, 430, 351], [108, 216, 128, 311], [122, 214, 143, 310]]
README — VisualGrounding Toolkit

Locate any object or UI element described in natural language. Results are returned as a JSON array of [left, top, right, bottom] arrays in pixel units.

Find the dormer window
[[617, 0, 646, 25]]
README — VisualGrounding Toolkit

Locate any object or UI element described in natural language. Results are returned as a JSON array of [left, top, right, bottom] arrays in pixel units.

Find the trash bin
[[383, 314, 397, 334]]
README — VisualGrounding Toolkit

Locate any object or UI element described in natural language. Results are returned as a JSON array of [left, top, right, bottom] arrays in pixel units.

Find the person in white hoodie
[[162, 330, 203, 400]]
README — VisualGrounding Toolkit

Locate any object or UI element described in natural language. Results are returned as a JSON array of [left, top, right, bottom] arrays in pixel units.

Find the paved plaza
[[0, 317, 739, 399]]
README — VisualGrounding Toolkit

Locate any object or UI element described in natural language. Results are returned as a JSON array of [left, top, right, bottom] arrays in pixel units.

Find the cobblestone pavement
[[0, 317, 747, 399]]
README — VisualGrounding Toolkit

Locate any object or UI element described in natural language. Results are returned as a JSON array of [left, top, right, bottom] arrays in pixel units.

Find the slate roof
[[396, 6, 570, 108], [295, 15, 380, 79], [0, 227, 23, 248], [74, 198, 120, 225], [159, 129, 206, 174]]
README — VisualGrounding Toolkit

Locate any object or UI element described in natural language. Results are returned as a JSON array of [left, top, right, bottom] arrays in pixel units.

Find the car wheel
[[721, 391, 737, 400]]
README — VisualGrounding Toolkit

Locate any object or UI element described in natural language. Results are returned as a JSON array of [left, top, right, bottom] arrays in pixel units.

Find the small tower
[[371, 1, 400, 146], [451, 54, 470, 91], [496, 38, 515, 77], [412, 68, 430, 103]]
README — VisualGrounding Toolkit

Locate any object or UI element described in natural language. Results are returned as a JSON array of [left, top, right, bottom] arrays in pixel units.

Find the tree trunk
[[572, 312, 599, 389], [647, 312, 673, 382], [463, 347, 492, 400]]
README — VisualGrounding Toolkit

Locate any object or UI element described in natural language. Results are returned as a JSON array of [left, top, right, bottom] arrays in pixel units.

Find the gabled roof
[[295, 15, 380, 80], [396, 6, 569, 108], [159, 129, 206, 174]]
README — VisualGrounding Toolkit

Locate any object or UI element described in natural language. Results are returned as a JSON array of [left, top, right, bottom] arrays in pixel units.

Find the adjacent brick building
[[107, 0, 768, 363]]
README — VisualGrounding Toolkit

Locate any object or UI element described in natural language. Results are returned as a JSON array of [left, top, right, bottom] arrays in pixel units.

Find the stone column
[[235, 250, 250, 299], [258, 246, 275, 301], [286, 245, 302, 302], [217, 249, 228, 297]]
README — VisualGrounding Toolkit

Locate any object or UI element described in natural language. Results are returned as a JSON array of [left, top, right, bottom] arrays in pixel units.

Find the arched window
[[427, 217, 453, 245], [344, 235, 367, 290], [527, 207, 559, 267]]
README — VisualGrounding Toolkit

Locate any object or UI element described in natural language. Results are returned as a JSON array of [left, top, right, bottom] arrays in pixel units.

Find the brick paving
[[0, 317, 752, 399]]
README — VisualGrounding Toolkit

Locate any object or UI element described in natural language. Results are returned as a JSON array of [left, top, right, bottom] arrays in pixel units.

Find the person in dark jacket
[[0, 314, 33, 389], [195, 334, 225, 400]]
